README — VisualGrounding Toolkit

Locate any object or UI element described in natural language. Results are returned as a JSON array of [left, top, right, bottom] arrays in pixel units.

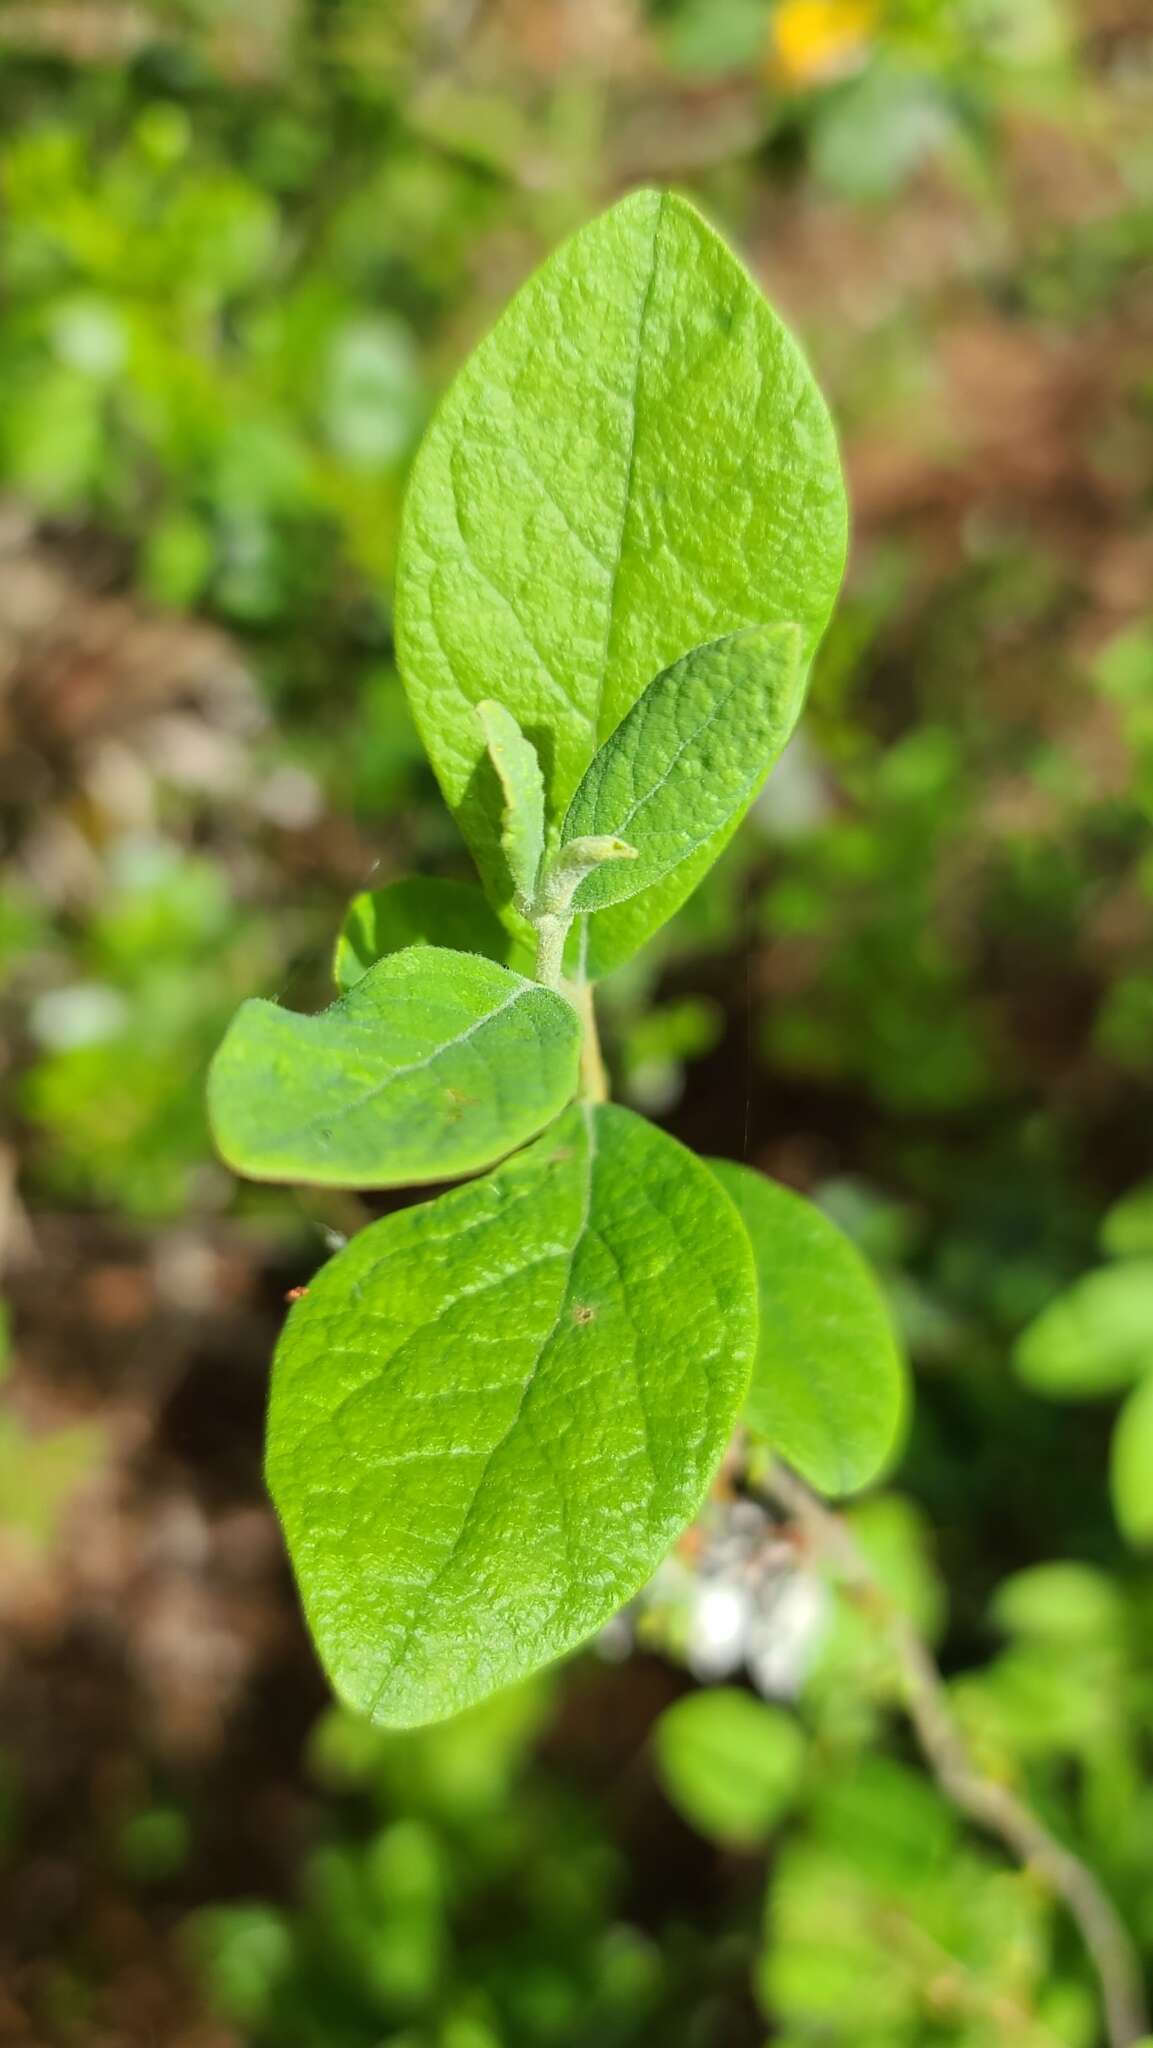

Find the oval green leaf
[[989, 1562, 1124, 1645], [209, 947, 579, 1188], [266, 1102, 757, 1725], [655, 1686, 805, 1848], [1013, 1260, 1153, 1400], [1101, 1179, 1153, 1259], [1110, 1373, 1153, 1549], [562, 624, 802, 916], [334, 877, 531, 992], [396, 187, 846, 976], [709, 1160, 905, 1496]]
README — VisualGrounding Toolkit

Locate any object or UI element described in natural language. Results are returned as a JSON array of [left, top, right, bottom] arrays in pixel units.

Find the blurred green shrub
[[188, 1677, 672, 2047], [1, 4, 1152, 2044]]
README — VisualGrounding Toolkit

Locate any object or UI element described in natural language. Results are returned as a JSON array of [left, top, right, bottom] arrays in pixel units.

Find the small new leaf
[[476, 700, 546, 912], [543, 834, 638, 913], [209, 947, 580, 1188], [267, 1103, 757, 1725], [709, 1160, 905, 1496], [564, 624, 802, 915], [334, 876, 531, 992]]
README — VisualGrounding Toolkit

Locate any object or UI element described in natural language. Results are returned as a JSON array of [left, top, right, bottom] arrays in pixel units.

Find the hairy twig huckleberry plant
[[208, 190, 905, 1727]]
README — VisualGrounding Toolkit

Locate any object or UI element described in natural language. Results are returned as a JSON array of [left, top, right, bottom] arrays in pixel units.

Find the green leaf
[[334, 877, 530, 993], [989, 1563, 1124, 1645], [266, 1102, 757, 1725], [806, 1754, 957, 1886], [475, 700, 546, 911], [209, 947, 579, 1189], [1013, 1260, 1153, 1399], [1111, 1373, 1153, 1549], [708, 1160, 904, 1495], [396, 188, 846, 977], [1101, 1178, 1153, 1258], [562, 625, 801, 917], [654, 1686, 805, 1847]]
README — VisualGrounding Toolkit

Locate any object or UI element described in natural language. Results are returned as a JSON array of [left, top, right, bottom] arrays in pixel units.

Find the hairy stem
[[533, 910, 570, 992], [760, 1459, 1148, 2048], [531, 913, 607, 1099], [531, 834, 634, 994]]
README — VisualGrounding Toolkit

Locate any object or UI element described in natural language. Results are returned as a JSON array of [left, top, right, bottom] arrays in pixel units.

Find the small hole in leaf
[[572, 1303, 597, 1326]]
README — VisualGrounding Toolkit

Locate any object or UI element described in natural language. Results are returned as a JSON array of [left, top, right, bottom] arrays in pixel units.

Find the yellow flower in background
[[770, 0, 877, 86]]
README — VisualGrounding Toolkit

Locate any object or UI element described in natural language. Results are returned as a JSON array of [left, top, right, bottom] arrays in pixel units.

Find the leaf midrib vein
[[576, 667, 781, 908], [606, 662, 753, 838], [364, 1105, 599, 1717], [589, 192, 665, 756]]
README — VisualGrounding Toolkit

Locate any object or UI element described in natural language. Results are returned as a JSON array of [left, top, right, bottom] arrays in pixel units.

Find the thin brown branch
[[761, 1458, 1149, 2048]]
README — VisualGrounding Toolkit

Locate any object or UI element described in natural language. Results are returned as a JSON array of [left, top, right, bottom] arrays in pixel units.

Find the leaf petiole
[[530, 835, 637, 991], [533, 909, 571, 994]]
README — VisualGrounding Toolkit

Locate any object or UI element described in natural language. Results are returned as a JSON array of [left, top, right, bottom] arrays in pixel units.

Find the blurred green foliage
[[655, 1687, 806, 1848], [189, 1679, 671, 2047], [2, 0, 1152, 2042]]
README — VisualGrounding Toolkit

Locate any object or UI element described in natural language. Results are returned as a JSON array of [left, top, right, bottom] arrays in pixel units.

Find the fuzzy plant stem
[[532, 920, 607, 1101], [533, 910, 570, 993], [760, 1458, 1149, 2048], [531, 834, 636, 996]]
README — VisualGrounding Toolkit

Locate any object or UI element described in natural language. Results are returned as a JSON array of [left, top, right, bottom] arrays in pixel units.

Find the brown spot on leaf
[[442, 1087, 479, 1123]]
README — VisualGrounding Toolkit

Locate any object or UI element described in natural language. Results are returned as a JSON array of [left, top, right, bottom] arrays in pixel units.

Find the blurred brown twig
[[762, 1458, 1150, 2048]]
